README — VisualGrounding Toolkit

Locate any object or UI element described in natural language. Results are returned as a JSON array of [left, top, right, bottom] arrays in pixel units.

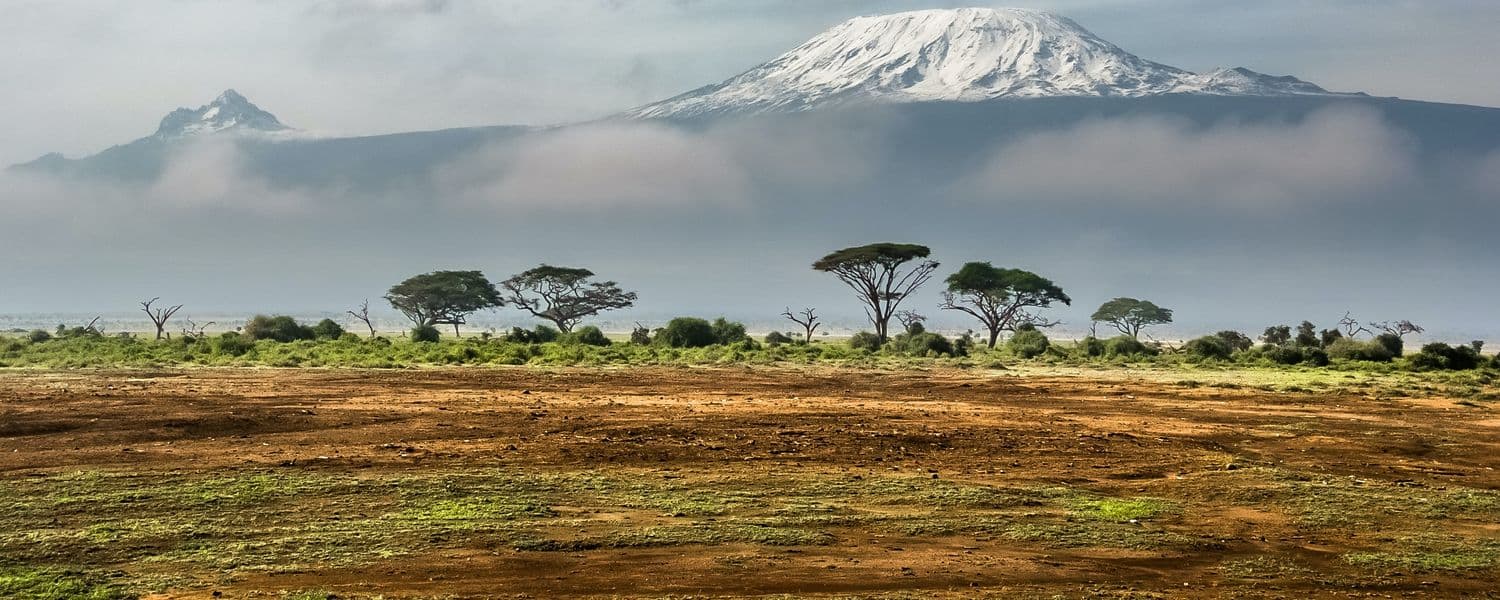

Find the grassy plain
[[0, 365, 1497, 598]]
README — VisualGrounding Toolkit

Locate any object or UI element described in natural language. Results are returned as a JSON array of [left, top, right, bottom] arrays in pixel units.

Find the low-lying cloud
[[434, 123, 751, 212], [959, 107, 1417, 212]]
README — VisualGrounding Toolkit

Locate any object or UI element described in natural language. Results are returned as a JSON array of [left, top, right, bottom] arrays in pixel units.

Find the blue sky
[[4, 0, 1499, 165]]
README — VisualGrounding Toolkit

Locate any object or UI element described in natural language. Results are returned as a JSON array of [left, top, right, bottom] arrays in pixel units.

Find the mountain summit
[[628, 7, 1354, 118], [152, 89, 290, 140]]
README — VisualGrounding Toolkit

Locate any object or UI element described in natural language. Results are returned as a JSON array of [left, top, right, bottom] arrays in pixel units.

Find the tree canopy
[[813, 243, 938, 343], [940, 262, 1070, 348], [499, 265, 637, 333], [1090, 297, 1173, 338], [385, 270, 501, 335]]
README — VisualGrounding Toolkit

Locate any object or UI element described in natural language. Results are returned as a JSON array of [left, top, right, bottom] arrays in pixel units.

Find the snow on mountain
[[627, 7, 1355, 118], [151, 89, 291, 140]]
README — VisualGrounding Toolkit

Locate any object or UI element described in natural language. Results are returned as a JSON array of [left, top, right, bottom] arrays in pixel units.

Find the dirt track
[[1, 366, 1497, 598]]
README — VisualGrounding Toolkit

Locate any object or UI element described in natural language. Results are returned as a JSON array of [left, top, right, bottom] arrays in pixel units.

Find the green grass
[[1344, 536, 1500, 573], [0, 567, 134, 600]]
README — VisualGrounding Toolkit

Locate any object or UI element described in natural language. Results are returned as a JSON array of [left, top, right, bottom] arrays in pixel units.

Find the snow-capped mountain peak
[[152, 89, 290, 140], [627, 7, 1357, 118]]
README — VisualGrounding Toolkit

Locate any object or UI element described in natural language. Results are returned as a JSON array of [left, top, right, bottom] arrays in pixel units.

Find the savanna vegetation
[[1, 243, 1492, 373]]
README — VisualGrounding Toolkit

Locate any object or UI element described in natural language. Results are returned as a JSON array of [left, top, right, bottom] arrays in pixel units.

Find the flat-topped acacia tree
[[1091, 297, 1173, 339], [385, 270, 502, 337], [940, 262, 1070, 348], [813, 243, 938, 344], [500, 265, 637, 333]]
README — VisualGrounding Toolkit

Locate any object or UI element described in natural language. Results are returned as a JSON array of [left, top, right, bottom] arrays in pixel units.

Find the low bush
[[630, 324, 652, 345], [655, 318, 717, 348], [507, 325, 561, 344], [214, 332, 256, 357], [1372, 333, 1405, 358], [1326, 338, 1395, 362], [1213, 330, 1255, 352], [1104, 336, 1154, 358], [564, 325, 612, 347], [311, 319, 346, 340], [410, 325, 441, 343], [1409, 343, 1483, 371], [710, 318, 750, 345], [764, 331, 795, 346], [1184, 335, 1233, 361], [243, 315, 316, 343], [1007, 329, 1050, 359], [1075, 336, 1106, 358], [26, 329, 52, 343], [848, 332, 883, 352], [902, 332, 954, 357]]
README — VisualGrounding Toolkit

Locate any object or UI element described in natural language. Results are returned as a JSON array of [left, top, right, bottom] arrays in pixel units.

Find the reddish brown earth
[[1, 366, 1497, 599]]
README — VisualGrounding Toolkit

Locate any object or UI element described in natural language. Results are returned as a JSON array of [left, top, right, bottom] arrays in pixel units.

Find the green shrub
[[1076, 336, 1106, 358], [1303, 347, 1330, 367], [1104, 336, 1153, 357], [1326, 338, 1395, 362], [656, 318, 717, 348], [1373, 333, 1404, 358], [338, 332, 362, 342], [764, 331, 794, 346], [507, 325, 561, 344], [311, 319, 346, 340], [710, 318, 749, 345], [904, 332, 954, 357], [214, 332, 255, 357], [953, 333, 975, 357], [1213, 330, 1254, 352], [1007, 329, 1050, 359], [26, 329, 52, 343], [848, 332, 883, 352], [1261, 344, 1305, 365], [564, 325, 612, 347], [1410, 343, 1483, 371], [1183, 335, 1233, 361], [410, 325, 441, 343], [243, 315, 316, 343], [630, 324, 652, 345]]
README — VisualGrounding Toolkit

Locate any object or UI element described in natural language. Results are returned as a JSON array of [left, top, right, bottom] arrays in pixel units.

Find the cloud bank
[[959, 107, 1417, 212]]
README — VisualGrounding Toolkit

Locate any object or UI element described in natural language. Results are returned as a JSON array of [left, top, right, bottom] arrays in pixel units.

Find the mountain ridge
[[626, 7, 1359, 119]]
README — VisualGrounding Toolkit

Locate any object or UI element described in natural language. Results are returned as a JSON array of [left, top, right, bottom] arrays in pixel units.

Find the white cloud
[[435, 123, 750, 211], [958, 107, 1417, 212]]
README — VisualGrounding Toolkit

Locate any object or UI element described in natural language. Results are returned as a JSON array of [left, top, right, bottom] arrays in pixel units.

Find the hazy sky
[[4, 0, 1500, 166]]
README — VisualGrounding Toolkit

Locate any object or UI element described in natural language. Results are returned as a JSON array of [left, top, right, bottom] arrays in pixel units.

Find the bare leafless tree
[[347, 299, 377, 337], [1370, 319, 1424, 338], [181, 318, 214, 339], [895, 310, 927, 334], [1012, 309, 1062, 331], [782, 307, 821, 343], [1338, 312, 1372, 338], [141, 298, 183, 340]]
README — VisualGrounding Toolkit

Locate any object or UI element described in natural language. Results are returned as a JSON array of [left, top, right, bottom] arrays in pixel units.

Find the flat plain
[[1, 365, 1497, 599]]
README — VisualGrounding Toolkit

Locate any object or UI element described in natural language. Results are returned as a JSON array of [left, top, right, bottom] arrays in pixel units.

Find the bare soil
[[1, 366, 1497, 598]]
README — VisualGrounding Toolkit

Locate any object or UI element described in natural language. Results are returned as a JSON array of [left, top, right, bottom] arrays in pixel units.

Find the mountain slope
[[627, 7, 1354, 119]]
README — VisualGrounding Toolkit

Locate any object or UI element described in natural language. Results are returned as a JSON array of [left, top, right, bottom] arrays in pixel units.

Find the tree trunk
[[987, 328, 1000, 349], [453, 323, 460, 337]]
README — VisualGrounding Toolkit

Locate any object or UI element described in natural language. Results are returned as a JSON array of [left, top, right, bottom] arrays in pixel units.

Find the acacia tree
[[1091, 297, 1173, 339], [813, 243, 938, 344], [385, 271, 501, 337], [141, 297, 183, 340], [939, 263, 1071, 348], [782, 307, 821, 343], [499, 265, 637, 333]]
